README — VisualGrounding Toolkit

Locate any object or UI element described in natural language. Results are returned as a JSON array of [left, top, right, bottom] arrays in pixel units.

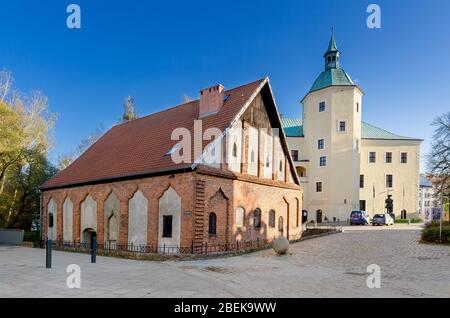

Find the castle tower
[[301, 32, 363, 222]]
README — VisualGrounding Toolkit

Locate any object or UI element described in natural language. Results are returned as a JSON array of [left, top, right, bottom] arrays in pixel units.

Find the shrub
[[395, 219, 410, 224], [421, 224, 450, 243], [23, 231, 40, 242], [410, 217, 422, 223]]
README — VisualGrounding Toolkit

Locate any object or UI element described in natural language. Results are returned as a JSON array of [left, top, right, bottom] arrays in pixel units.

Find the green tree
[[0, 150, 57, 229], [0, 70, 56, 229]]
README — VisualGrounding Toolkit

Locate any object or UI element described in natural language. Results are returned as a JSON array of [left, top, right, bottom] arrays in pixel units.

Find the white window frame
[[368, 151, 376, 163], [337, 120, 347, 133]]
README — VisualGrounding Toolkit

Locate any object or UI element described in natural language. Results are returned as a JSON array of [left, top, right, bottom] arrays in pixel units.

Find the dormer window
[[164, 145, 179, 157]]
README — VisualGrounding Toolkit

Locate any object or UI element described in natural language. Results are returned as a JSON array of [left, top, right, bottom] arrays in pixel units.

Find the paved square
[[1, 225, 449, 297]]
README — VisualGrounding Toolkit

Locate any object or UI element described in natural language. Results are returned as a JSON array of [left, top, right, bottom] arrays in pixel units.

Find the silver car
[[372, 213, 394, 226]]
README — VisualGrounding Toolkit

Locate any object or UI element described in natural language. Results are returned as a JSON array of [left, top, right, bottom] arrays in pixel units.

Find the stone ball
[[272, 237, 289, 255]]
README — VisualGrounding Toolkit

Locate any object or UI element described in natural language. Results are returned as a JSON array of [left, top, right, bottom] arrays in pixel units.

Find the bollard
[[46, 239, 52, 269], [91, 237, 97, 263]]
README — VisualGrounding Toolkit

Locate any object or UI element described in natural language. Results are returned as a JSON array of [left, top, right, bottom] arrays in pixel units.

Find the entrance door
[[82, 229, 97, 248], [316, 210, 323, 223]]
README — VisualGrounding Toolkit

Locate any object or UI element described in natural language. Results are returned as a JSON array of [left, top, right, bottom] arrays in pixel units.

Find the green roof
[[361, 122, 421, 140], [326, 33, 338, 54], [280, 117, 303, 137], [309, 68, 355, 93], [281, 118, 421, 140]]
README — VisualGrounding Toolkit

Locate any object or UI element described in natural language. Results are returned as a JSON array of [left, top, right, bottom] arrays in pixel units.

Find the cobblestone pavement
[[1, 225, 449, 298]]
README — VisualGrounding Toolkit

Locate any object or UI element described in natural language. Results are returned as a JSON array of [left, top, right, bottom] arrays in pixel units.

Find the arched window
[[253, 209, 261, 229], [269, 210, 275, 228], [278, 216, 284, 233], [232, 143, 237, 158], [208, 212, 217, 236]]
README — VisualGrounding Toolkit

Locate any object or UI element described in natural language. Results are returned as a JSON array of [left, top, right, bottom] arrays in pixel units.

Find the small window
[[291, 150, 299, 161], [316, 182, 322, 193], [369, 152, 376, 163], [356, 102, 359, 113], [360, 175, 364, 188], [296, 198, 300, 227], [162, 215, 173, 238], [232, 143, 237, 158], [319, 102, 326, 112], [48, 213, 54, 228], [278, 216, 284, 233], [251, 150, 255, 163], [319, 156, 327, 167], [339, 121, 346, 132], [266, 156, 270, 167], [386, 174, 393, 188], [318, 139, 324, 150], [269, 210, 275, 228], [279, 160, 283, 172], [208, 213, 217, 236], [253, 209, 262, 229], [385, 152, 392, 163], [401, 152, 408, 164]]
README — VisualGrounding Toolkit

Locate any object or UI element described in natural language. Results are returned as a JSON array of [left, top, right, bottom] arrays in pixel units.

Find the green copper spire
[[324, 29, 340, 70], [326, 28, 339, 53], [307, 30, 355, 94]]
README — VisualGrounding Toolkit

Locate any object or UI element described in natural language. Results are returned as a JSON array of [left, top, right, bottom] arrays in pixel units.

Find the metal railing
[[43, 237, 272, 256]]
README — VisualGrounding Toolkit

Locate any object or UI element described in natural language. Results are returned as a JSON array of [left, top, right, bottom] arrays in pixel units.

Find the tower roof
[[325, 31, 339, 55], [309, 68, 354, 93], [305, 32, 356, 95]]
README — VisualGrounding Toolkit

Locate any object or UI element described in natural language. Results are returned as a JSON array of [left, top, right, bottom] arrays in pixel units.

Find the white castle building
[[282, 34, 422, 223]]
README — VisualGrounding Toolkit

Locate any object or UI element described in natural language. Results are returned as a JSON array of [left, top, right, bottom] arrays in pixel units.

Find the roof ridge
[[112, 78, 266, 129]]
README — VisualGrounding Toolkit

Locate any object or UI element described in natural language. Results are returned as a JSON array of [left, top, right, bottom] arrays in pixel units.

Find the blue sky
[[1, 0, 449, 171]]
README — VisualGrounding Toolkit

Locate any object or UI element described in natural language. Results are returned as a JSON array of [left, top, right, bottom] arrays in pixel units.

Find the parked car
[[372, 213, 394, 226], [349, 210, 370, 225]]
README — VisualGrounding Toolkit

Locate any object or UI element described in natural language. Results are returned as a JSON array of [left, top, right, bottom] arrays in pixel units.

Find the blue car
[[349, 210, 370, 226]]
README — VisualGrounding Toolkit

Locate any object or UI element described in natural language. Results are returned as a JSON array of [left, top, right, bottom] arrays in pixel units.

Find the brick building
[[41, 78, 303, 252]]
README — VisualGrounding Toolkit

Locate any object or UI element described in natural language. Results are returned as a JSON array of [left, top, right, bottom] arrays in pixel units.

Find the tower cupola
[[324, 31, 340, 70]]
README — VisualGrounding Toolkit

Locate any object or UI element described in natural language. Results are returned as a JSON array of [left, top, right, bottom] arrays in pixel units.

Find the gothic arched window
[[253, 209, 262, 229], [269, 210, 275, 228], [208, 213, 217, 236]]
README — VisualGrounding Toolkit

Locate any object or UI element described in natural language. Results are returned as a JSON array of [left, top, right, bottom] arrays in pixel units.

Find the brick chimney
[[199, 84, 225, 118]]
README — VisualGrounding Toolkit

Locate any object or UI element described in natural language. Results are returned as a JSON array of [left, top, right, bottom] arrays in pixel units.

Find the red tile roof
[[42, 79, 266, 190]]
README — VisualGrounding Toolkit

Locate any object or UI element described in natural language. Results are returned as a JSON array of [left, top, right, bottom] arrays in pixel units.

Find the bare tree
[[121, 96, 138, 122], [0, 69, 13, 102], [57, 125, 104, 170], [427, 112, 450, 202], [182, 94, 193, 103]]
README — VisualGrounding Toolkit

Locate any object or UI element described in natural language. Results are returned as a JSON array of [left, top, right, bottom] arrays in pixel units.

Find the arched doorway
[[302, 210, 308, 224], [401, 210, 407, 219], [316, 210, 323, 223], [82, 228, 97, 248]]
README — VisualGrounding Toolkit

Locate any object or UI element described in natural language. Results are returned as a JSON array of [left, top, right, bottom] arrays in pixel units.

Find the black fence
[[43, 237, 272, 256]]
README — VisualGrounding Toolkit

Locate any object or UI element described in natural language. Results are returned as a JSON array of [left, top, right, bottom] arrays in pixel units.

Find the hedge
[[395, 217, 422, 224], [421, 222, 450, 244]]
